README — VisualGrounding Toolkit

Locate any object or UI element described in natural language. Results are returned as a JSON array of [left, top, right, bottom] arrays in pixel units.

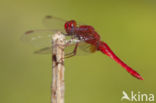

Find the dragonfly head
[[64, 20, 77, 35]]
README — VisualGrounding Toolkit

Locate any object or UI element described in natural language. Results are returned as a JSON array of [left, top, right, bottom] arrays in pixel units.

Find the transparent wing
[[42, 15, 66, 33], [21, 29, 63, 49], [78, 42, 97, 53], [22, 15, 67, 49], [34, 47, 52, 54], [42, 15, 84, 31], [34, 40, 97, 56]]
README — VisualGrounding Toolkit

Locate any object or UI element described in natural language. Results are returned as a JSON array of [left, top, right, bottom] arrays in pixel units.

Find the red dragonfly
[[23, 16, 143, 80]]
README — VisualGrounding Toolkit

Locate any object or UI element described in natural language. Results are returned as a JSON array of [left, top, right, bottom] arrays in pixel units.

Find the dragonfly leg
[[65, 43, 79, 58]]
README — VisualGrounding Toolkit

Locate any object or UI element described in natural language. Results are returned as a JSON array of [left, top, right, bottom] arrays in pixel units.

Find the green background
[[0, 0, 156, 103]]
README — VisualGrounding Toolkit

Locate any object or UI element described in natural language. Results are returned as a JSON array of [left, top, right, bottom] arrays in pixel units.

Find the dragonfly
[[23, 15, 143, 80]]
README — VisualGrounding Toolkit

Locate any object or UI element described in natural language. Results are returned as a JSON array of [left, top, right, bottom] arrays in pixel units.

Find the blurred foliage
[[0, 0, 156, 103]]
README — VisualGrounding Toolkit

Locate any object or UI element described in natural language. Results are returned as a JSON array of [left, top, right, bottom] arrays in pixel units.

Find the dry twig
[[51, 32, 65, 103]]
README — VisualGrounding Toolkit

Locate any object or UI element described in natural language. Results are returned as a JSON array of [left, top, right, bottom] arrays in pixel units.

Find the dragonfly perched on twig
[[22, 15, 143, 80]]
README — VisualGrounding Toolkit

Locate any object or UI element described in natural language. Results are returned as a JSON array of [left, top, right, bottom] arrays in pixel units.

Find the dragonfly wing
[[75, 33, 98, 54], [42, 15, 66, 33], [33, 38, 81, 55], [34, 46, 72, 55], [22, 29, 63, 49], [34, 47, 52, 54], [77, 41, 97, 54], [43, 15, 85, 33], [34, 40, 96, 56], [33, 44, 83, 55]]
